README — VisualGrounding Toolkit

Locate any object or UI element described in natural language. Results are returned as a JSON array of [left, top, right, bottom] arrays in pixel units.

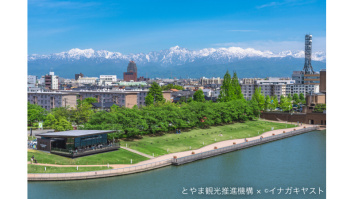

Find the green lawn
[[28, 164, 112, 173], [28, 148, 149, 165], [120, 120, 297, 157]]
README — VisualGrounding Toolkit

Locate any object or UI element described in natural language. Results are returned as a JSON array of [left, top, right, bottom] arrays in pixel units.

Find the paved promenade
[[28, 122, 318, 181]]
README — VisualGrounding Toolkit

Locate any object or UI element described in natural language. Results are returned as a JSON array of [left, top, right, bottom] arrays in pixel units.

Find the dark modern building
[[75, 73, 84, 80], [37, 130, 119, 158], [123, 61, 138, 81]]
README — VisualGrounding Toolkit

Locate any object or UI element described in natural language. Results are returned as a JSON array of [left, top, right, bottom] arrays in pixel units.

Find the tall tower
[[127, 61, 137, 73], [303, 34, 315, 74]]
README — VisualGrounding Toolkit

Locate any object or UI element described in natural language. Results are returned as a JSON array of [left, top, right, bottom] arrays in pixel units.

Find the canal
[[28, 130, 326, 199]]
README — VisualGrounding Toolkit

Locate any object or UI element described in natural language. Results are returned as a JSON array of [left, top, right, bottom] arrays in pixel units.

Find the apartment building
[[200, 77, 223, 85], [28, 91, 77, 110]]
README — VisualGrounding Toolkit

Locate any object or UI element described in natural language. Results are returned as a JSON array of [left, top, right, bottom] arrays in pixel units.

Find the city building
[[45, 71, 59, 90], [75, 73, 84, 80], [99, 75, 117, 86], [286, 84, 319, 96], [172, 90, 195, 103], [320, 69, 326, 94], [240, 78, 292, 100], [65, 89, 172, 108], [304, 73, 320, 85], [138, 76, 150, 81], [113, 81, 147, 87], [292, 71, 304, 84], [28, 75, 37, 85], [27, 91, 77, 110], [28, 75, 38, 91], [124, 61, 137, 81], [36, 130, 119, 158], [77, 76, 98, 86], [200, 77, 223, 85], [202, 89, 212, 97]]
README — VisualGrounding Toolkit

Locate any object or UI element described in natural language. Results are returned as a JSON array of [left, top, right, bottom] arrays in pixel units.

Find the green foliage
[[218, 71, 244, 102], [293, 93, 300, 104], [27, 102, 47, 126], [193, 89, 205, 102], [43, 114, 56, 129], [264, 95, 271, 110], [77, 97, 98, 106], [145, 82, 165, 105], [231, 72, 244, 100], [251, 87, 265, 110], [280, 95, 292, 112], [145, 93, 154, 106], [299, 93, 305, 101], [299, 93, 306, 104], [71, 100, 94, 125], [161, 84, 183, 91], [287, 93, 292, 100], [269, 96, 278, 110], [314, 104, 326, 112], [218, 71, 234, 102], [83, 99, 260, 138]]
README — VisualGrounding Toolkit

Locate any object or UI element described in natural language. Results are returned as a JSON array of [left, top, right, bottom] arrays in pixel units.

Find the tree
[[44, 114, 57, 129], [270, 96, 278, 110], [280, 95, 292, 112], [145, 93, 154, 106], [218, 70, 235, 102], [145, 82, 165, 105], [299, 93, 306, 104], [293, 93, 300, 104], [251, 87, 265, 110], [71, 102, 94, 125], [54, 117, 73, 131], [193, 89, 205, 102], [231, 72, 244, 100], [161, 84, 184, 91], [287, 93, 292, 100], [27, 102, 46, 126], [264, 95, 271, 111]]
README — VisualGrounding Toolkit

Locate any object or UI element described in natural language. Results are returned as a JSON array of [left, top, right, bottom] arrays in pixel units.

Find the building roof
[[38, 130, 116, 138]]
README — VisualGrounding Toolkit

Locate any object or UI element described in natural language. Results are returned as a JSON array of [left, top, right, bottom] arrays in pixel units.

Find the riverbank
[[28, 123, 318, 181]]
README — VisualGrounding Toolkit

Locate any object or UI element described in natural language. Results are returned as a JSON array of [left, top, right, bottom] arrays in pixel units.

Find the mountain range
[[28, 46, 326, 79]]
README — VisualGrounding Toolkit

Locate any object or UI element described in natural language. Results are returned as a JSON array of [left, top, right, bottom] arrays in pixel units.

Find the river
[[28, 130, 326, 199]]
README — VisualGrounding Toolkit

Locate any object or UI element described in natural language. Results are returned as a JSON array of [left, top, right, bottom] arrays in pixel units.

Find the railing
[[172, 126, 318, 165], [28, 158, 172, 181], [51, 143, 120, 155]]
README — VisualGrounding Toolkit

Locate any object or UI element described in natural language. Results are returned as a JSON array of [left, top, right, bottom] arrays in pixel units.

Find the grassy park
[[28, 164, 112, 173], [120, 120, 297, 157], [27, 148, 149, 165]]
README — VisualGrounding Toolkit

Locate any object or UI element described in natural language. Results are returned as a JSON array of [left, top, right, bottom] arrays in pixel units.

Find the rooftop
[[38, 130, 116, 138]]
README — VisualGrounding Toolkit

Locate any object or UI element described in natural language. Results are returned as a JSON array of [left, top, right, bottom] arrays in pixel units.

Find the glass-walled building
[[37, 130, 119, 158]]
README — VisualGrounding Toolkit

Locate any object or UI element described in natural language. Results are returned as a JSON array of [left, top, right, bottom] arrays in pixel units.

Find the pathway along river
[[28, 130, 326, 199]]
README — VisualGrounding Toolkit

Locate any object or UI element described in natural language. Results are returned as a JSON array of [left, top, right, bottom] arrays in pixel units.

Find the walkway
[[120, 146, 154, 159]]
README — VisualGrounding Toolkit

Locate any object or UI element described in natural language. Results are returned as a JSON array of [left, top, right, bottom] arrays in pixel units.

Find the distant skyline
[[28, 0, 326, 55]]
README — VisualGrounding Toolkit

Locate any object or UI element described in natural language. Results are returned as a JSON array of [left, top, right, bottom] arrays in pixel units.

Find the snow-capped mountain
[[28, 46, 326, 64], [28, 46, 326, 79]]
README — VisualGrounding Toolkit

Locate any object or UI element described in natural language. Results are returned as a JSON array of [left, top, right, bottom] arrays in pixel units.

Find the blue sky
[[28, 0, 326, 54]]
